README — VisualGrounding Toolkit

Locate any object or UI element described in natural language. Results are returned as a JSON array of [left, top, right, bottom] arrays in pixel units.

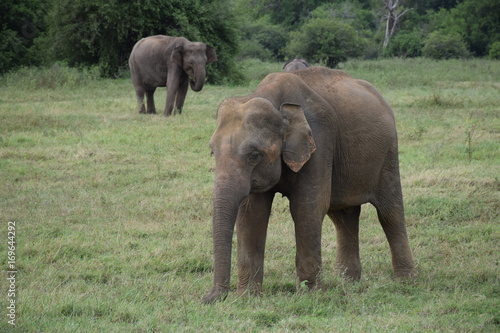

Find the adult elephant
[[129, 35, 217, 116], [283, 58, 310, 72], [203, 66, 415, 304]]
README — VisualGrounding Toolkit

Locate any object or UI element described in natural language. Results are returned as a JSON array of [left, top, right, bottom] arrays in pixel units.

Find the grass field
[[1, 58, 499, 332]]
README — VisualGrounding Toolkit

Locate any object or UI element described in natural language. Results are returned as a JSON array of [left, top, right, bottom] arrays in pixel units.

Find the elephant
[[203, 66, 415, 304], [283, 58, 311, 72], [128, 35, 217, 116]]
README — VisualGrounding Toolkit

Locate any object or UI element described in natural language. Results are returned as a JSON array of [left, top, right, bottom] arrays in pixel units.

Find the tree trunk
[[381, 0, 412, 54]]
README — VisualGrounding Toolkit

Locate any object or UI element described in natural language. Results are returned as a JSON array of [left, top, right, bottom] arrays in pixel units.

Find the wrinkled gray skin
[[203, 66, 415, 304], [129, 35, 217, 116], [283, 58, 310, 72]]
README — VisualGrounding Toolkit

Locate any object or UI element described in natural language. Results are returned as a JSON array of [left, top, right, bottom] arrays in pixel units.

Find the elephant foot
[[202, 284, 228, 304], [237, 284, 263, 297], [393, 264, 417, 278], [334, 264, 361, 281], [297, 278, 321, 292]]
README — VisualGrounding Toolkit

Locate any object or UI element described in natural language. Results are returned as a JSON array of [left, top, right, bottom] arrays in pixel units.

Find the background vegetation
[[2, 0, 500, 79], [1, 57, 499, 332]]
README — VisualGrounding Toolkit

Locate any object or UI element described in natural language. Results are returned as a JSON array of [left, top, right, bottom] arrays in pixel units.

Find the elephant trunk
[[190, 66, 206, 92], [202, 174, 250, 304]]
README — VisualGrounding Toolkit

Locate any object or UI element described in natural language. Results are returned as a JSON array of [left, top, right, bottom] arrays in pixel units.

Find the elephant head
[[203, 98, 316, 303], [283, 58, 311, 72], [171, 39, 217, 91]]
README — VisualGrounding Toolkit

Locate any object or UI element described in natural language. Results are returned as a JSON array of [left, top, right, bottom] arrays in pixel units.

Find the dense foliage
[[238, 16, 288, 61], [1, 0, 499, 77], [2, 0, 242, 82], [430, 0, 500, 57], [39, 0, 242, 82], [0, 0, 48, 72], [234, 0, 499, 64]]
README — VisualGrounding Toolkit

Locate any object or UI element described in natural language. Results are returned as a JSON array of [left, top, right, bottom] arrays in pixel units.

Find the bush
[[488, 41, 500, 60], [386, 29, 424, 58], [422, 30, 470, 60], [238, 58, 282, 83], [1, 63, 100, 89], [238, 40, 273, 61], [286, 18, 366, 68]]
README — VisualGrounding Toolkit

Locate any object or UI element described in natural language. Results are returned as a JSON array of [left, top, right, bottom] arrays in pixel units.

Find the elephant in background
[[129, 35, 217, 116], [203, 66, 415, 304], [283, 58, 310, 72]]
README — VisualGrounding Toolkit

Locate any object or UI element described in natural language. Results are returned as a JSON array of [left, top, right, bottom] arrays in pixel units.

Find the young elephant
[[203, 66, 415, 304], [283, 58, 311, 72], [129, 35, 217, 116]]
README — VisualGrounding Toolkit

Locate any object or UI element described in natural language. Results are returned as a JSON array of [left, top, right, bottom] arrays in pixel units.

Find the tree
[[422, 30, 469, 59], [255, 0, 331, 27], [406, 0, 464, 15], [455, 0, 500, 56], [429, 0, 500, 57], [312, 1, 378, 33], [287, 18, 366, 67], [238, 15, 289, 61], [381, 0, 413, 54]]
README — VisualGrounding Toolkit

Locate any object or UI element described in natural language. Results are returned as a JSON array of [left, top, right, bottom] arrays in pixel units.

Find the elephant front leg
[[236, 193, 274, 296], [164, 70, 181, 116], [174, 74, 189, 114]]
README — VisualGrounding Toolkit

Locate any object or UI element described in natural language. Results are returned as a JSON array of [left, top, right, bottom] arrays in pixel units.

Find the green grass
[[1, 58, 499, 332]]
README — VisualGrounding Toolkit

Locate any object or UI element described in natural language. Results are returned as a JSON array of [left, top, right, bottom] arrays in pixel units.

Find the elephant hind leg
[[145, 89, 157, 114], [373, 147, 415, 278], [328, 206, 362, 280], [134, 85, 147, 114], [373, 199, 415, 278]]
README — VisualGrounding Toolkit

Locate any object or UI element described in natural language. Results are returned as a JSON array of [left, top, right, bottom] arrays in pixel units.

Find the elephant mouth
[[251, 180, 273, 193]]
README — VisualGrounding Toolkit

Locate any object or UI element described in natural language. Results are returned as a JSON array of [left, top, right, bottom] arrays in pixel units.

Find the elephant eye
[[247, 150, 263, 164]]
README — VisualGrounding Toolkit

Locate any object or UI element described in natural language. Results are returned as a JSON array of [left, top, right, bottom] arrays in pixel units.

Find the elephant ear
[[170, 40, 184, 66], [280, 103, 316, 172], [282, 59, 292, 69], [300, 58, 311, 67], [205, 45, 217, 63]]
